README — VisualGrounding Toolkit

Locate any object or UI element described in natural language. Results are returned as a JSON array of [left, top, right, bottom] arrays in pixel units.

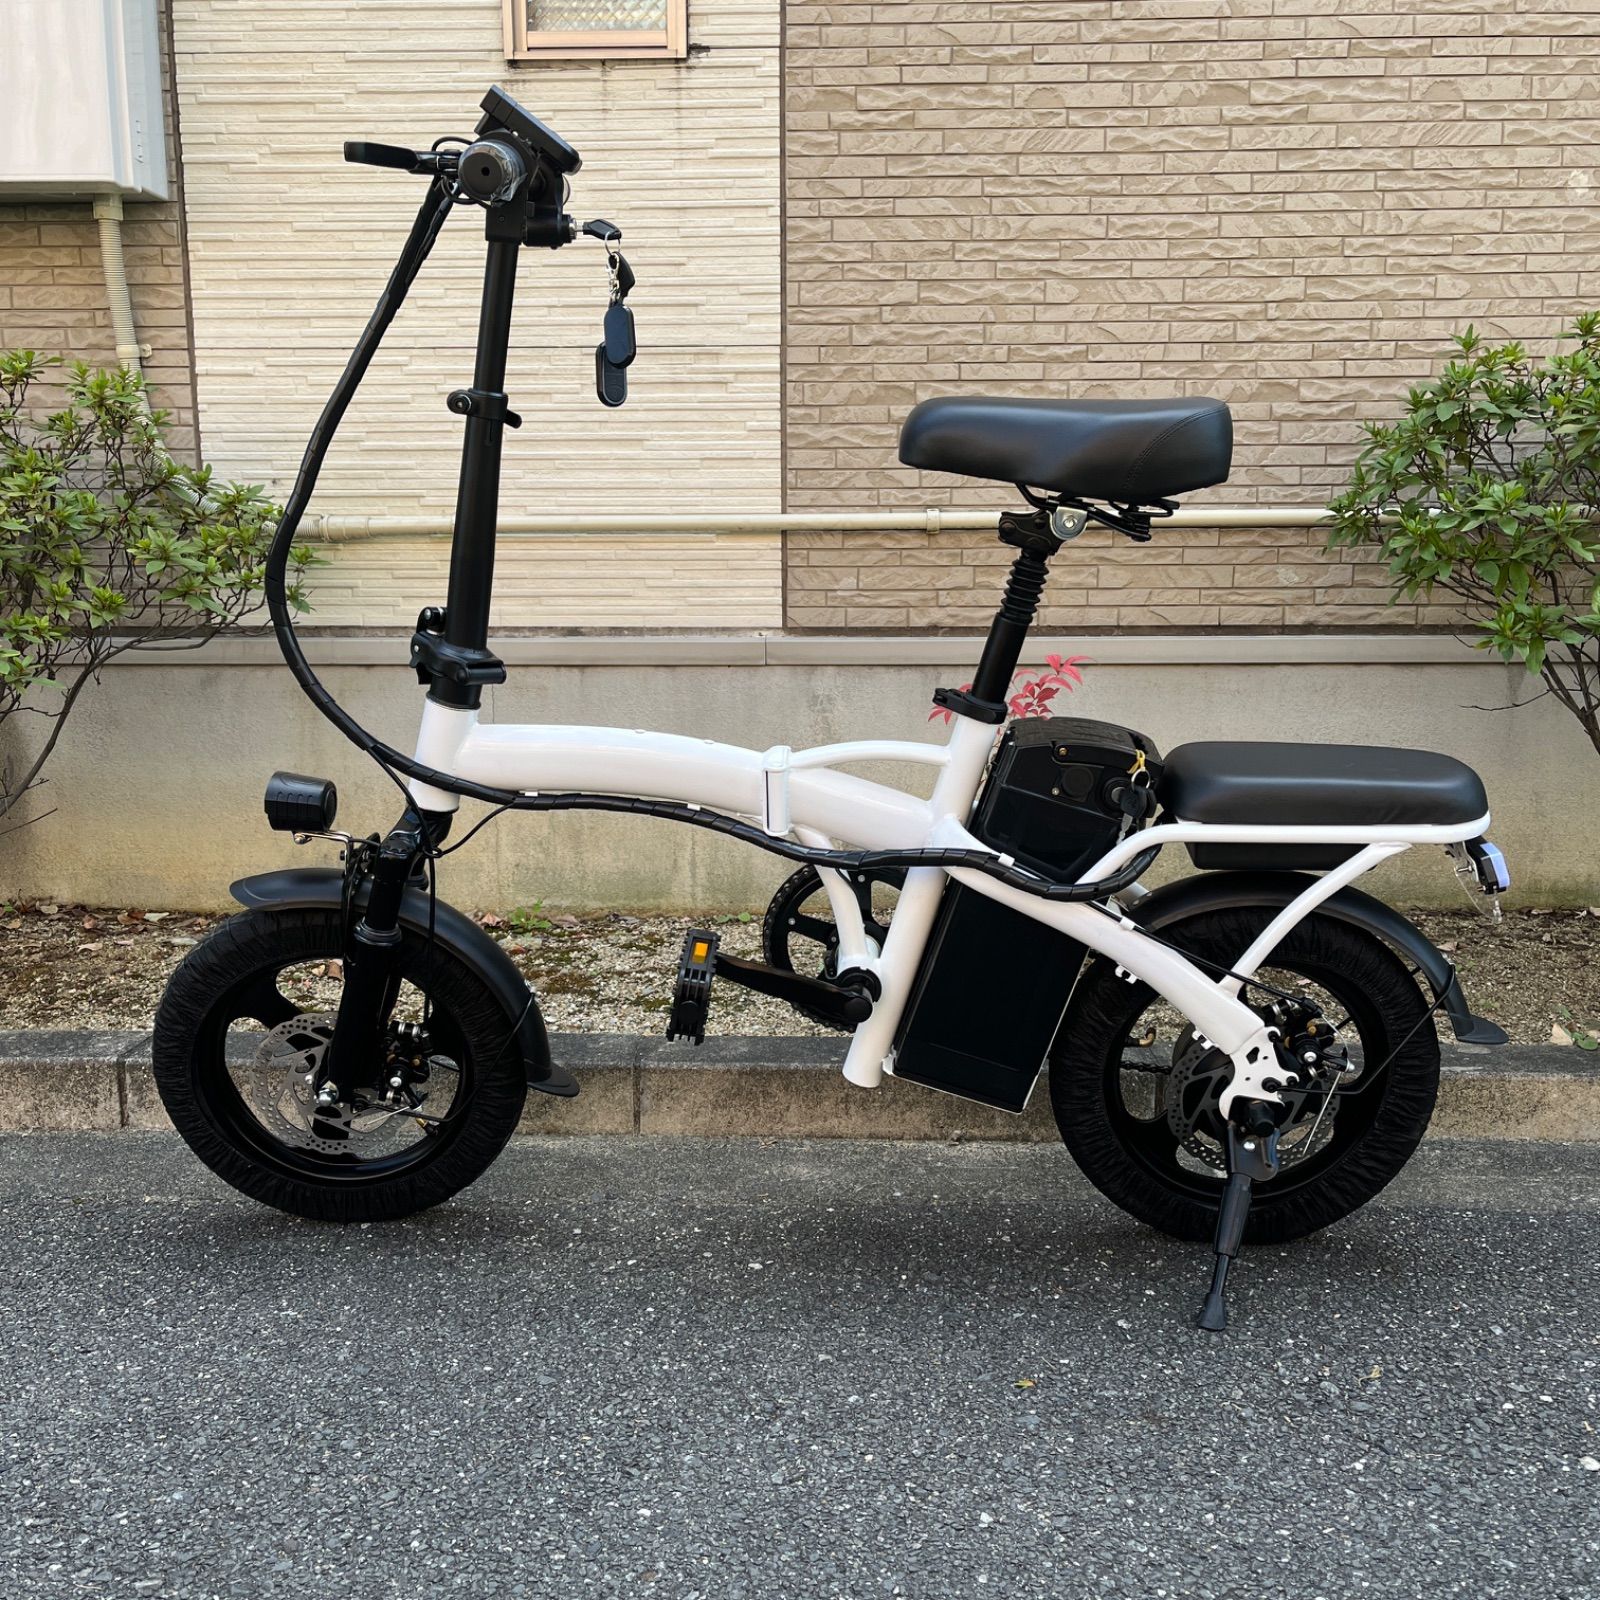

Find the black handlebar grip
[[343, 141, 426, 172]]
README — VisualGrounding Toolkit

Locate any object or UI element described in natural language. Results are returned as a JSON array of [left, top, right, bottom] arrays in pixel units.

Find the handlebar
[[342, 132, 545, 214], [344, 134, 541, 210], [343, 141, 451, 176]]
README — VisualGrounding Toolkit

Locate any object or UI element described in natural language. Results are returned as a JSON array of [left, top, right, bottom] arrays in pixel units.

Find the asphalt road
[[4, 1133, 1598, 1600]]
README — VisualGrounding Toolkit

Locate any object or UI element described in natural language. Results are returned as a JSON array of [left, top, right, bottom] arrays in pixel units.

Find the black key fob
[[595, 344, 628, 407], [603, 300, 636, 368]]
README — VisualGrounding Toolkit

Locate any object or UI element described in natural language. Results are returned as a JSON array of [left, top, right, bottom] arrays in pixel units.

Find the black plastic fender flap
[[229, 867, 578, 1096], [1128, 872, 1509, 1047]]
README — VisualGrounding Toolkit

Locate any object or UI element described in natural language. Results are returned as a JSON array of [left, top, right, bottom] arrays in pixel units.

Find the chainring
[[761, 865, 901, 1029]]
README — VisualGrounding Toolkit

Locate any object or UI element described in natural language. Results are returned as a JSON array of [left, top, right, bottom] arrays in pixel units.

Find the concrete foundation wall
[[2, 636, 1595, 912]]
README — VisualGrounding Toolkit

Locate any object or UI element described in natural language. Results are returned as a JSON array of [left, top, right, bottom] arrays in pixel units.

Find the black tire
[[1050, 908, 1440, 1245], [153, 907, 528, 1222]]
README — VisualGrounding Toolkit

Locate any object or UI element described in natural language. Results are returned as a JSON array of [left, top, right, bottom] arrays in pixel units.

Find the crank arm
[[714, 951, 880, 1028]]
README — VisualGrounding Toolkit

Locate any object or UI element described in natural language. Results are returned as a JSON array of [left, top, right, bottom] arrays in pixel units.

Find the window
[[505, 0, 688, 61]]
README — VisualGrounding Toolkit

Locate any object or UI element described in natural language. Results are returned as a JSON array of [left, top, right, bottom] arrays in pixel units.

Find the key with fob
[[588, 228, 636, 405], [595, 344, 628, 407], [603, 299, 636, 368]]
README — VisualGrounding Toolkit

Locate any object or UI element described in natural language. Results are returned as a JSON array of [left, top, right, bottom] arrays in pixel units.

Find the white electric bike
[[153, 88, 1510, 1329]]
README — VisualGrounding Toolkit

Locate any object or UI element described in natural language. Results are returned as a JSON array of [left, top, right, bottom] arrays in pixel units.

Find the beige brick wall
[[783, 525, 1437, 633], [782, 0, 1600, 631], [171, 0, 782, 630], [0, 0, 199, 459]]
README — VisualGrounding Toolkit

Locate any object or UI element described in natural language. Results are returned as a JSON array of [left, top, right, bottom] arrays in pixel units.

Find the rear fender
[[229, 867, 577, 1096], [1114, 871, 1507, 1046]]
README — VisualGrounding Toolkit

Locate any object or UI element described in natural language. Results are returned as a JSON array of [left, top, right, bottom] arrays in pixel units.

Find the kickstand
[[1196, 1118, 1280, 1333]]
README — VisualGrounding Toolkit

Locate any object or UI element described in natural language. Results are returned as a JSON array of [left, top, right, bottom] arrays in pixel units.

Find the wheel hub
[[1160, 1007, 1350, 1171]]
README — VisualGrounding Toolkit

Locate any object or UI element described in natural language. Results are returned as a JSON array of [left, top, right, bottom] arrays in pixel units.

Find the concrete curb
[[0, 1031, 1596, 1142]]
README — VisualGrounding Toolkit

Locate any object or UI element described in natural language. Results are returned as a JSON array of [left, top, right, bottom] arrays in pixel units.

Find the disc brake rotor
[[246, 1015, 459, 1157], [1157, 1025, 1340, 1173]]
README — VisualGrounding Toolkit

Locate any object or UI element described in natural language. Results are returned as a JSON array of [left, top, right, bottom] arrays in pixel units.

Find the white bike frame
[[256, 115, 1491, 1121], [407, 697, 1491, 1115]]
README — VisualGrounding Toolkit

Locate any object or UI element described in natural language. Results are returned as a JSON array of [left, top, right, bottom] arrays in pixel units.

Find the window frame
[[504, 0, 688, 61]]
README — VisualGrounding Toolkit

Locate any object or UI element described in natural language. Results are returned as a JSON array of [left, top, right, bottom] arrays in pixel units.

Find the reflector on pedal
[[667, 928, 720, 1045]]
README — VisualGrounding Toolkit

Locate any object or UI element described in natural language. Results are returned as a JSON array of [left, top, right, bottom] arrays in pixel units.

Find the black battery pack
[[892, 717, 1161, 1112]]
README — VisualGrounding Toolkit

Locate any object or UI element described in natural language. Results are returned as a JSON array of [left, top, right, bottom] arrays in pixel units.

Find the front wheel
[[1050, 908, 1440, 1245], [153, 908, 528, 1222]]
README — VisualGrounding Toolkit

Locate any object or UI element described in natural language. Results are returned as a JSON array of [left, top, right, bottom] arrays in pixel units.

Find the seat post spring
[[968, 519, 1058, 707], [998, 548, 1049, 624]]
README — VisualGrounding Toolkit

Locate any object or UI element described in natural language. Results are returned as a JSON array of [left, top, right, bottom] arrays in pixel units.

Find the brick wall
[[11, 1, 1598, 637], [0, 0, 198, 460], [782, 0, 1600, 631]]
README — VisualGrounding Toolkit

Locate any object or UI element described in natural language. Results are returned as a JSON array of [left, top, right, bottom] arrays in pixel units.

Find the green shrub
[[1330, 316, 1600, 755], [0, 350, 316, 824]]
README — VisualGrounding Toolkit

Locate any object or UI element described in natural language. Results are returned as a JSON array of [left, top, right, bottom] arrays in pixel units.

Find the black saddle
[[898, 395, 1232, 504], [1160, 742, 1489, 828]]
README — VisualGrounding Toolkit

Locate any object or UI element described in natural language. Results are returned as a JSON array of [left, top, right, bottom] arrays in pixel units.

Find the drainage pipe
[[302, 506, 1338, 543], [92, 195, 150, 407]]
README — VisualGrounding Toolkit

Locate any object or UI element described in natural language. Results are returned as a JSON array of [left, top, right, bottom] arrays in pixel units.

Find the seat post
[[933, 509, 1063, 725]]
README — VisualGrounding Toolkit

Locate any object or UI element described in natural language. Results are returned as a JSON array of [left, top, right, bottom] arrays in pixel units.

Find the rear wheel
[[1050, 908, 1440, 1244], [153, 908, 528, 1222]]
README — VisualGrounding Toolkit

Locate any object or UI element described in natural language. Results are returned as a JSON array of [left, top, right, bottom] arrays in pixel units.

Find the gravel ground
[[3, 1133, 1597, 1599], [2, 895, 1598, 1046]]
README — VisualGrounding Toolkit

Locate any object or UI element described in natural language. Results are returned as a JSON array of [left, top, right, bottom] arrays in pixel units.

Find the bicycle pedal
[[666, 928, 720, 1045]]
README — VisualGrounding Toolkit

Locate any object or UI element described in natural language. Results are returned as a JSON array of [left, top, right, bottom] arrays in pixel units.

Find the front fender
[[1121, 872, 1506, 1046], [229, 867, 577, 1096]]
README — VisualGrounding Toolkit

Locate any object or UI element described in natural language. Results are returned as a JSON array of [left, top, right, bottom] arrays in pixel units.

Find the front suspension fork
[[320, 811, 440, 1104]]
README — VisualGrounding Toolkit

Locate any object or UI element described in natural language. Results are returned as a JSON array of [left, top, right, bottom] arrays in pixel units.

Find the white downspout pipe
[[93, 194, 151, 409]]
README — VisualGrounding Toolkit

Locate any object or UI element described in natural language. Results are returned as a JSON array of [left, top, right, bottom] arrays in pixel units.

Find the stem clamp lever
[[447, 387, 521, 428]]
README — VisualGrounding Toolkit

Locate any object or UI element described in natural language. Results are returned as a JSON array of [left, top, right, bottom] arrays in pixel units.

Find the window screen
[[508, 0, 686, 58]]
